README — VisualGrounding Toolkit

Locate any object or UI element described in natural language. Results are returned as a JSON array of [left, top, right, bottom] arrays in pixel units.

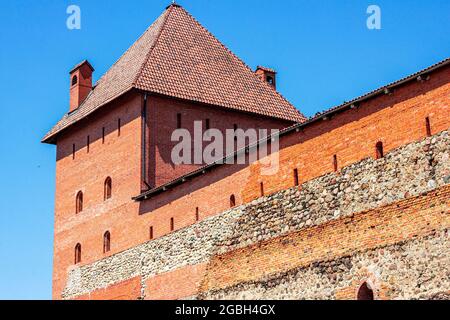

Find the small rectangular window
[[87, 135, 90, 153], [102, 127, 105, 144], [260, 182, 264, 197], [170, 217, 174, 231], [72, 144, 76, 160], [333, 154, 338, 172], [195, 207, 199, 221], [118, 118, 121, 136], [293, 168, 299, 186], [177, 113, 182, 129]]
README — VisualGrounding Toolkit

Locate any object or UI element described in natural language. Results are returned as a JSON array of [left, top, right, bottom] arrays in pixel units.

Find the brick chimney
[[255, 66, 276, 89], [69, 60, 94, 112]]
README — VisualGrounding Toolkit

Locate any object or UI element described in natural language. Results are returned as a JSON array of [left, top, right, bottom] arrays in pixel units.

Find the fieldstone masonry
[[62, 130, 450, 299], [202, 231, 449, 300]]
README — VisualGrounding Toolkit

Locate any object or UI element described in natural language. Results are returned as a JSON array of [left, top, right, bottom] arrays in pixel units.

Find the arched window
[[357, 282, 374, 300], [74, 243, 81, 264], [104, 177, 112, 200], [230, 194, 236, 208], [76, 191, 83, 214], [71, 75, 78, 86], [103, 231, 111, 253], [375, 141, 384, 159]]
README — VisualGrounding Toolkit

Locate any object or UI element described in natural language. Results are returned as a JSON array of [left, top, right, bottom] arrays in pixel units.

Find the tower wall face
[[52, 92, 292, 299], [145, 94, 292, 188], [53, 66, 450, 300]]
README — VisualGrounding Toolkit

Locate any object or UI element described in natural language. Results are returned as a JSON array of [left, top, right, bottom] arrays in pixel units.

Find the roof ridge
[[175, 6, 305, 119], [132, 5, 174, 86]]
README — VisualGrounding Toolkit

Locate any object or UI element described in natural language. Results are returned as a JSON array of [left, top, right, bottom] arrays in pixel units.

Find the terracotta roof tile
[[42, 4, 305, 143]]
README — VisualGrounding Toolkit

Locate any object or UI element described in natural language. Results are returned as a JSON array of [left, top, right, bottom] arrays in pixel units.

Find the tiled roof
[[42, 4, 305, 143]]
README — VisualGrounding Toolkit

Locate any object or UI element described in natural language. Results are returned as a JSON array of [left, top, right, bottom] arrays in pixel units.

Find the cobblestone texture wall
[[62, 130, 450, 299], [202, 231, 449, 300]]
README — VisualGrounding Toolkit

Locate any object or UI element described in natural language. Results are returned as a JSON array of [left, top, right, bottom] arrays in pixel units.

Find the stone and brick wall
[[52, 64, 449, 300], [60, 130, 450, 299]]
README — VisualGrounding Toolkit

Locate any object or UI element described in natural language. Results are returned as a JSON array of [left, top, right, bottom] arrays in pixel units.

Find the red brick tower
[[42, 4, 304, 299]]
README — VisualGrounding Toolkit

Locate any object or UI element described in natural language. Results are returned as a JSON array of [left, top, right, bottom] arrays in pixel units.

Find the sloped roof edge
[[133, 56, 450, 201]]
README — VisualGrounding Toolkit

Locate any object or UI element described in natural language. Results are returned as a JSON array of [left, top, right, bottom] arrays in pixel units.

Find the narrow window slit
[[375, 141, 384, 159], [333, 154, 338, 172], [425, 117, 431, 137], [293, 168, 299, 186], [230, 195, 236, 208], [177, 113, 182, 129]]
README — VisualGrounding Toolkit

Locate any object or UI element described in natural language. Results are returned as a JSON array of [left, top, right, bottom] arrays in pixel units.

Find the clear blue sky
[[0, 0, 448, 300]]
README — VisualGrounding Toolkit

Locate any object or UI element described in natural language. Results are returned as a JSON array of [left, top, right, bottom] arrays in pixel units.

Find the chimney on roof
[[69, 60, 94, 112], [255, 66, 276, 89]]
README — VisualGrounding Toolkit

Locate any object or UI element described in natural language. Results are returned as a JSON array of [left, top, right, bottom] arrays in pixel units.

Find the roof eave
[[41, 87, 137, 145]]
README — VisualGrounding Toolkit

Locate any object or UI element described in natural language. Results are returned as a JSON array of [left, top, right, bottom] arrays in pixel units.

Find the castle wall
[[52, 65, 449, 300], [204, 231, 449, 300], [60, 130, 450, 299], [201, 186, 449, 298]]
